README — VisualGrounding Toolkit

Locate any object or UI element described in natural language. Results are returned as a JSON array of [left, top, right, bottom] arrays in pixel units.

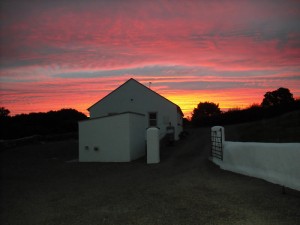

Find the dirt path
[[1, 128, 300, 225]]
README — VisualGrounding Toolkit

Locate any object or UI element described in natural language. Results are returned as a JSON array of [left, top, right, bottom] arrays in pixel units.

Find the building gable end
[[88, 78, 183, 115]]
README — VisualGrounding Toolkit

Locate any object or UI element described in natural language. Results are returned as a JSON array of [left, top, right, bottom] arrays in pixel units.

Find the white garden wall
[[79, 112, 145, 162], [211, 126, 300, 191]]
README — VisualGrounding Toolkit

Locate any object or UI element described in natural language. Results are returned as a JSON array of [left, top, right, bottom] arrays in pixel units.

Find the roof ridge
[[88, 78, 183, 116]]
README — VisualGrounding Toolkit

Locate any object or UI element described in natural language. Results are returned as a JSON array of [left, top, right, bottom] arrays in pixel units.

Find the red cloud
[[1, 0, 299, 116]]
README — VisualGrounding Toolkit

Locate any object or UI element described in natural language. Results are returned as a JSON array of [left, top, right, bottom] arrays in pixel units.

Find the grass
[[1, 116, 300, 225], [224, 110, 300, 142]]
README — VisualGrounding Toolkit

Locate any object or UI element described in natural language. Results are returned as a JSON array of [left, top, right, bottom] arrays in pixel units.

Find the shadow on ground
[[1, 128, 300, 225]]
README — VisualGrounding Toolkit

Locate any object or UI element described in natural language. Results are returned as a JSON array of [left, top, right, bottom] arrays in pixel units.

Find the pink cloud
[[1, 0, 299, 116], [2, 1, 299, 69]]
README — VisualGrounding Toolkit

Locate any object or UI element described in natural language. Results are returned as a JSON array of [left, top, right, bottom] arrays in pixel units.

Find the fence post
[[147, 127, 160, 164]]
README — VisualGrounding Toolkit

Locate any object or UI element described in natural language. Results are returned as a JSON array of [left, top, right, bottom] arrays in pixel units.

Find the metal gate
[[211, 128, 223, 160]]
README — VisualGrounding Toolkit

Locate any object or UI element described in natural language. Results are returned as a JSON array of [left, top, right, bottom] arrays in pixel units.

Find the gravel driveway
[[1, 128, 300, 225]]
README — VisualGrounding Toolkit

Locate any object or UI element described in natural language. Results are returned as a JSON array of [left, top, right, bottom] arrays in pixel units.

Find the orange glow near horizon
[[1, 75, 300, 118], [160, 89, 263, 118]]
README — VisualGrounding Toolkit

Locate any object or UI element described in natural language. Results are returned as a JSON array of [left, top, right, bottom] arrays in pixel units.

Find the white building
[[79, 78, 183, 162]]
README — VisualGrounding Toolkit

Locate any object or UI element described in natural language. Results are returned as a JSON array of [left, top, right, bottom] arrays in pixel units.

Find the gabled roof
[[88, 78, 183, 116]]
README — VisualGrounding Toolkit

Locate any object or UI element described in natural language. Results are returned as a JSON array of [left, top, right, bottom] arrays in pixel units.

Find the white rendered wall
[[79, 113, 145, 162], [222, 142, 300, 191], [211, 127, 300, 191], [89, 79, 182, 140], [129, 113, 147, 160]]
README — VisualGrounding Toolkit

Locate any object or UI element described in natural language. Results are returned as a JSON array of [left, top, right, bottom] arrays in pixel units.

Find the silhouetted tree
[[191, 102, 221, 126], [0, 108, 87, 139], [0, 107, 10, 118], [261, 87, 294, 107]]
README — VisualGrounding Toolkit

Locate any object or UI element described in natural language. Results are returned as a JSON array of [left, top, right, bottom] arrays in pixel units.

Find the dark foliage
[[261, 87, 294, 107], [192, 99, 300, 127], [191, 88, 299, 127], [0, 108, 87, 140], [0, 107, 10, 118], [191, 102, 221, 126]]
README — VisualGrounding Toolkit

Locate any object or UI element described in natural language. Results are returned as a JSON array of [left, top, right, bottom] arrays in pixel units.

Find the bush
[[192, 99, 300, 127], [0, 108, 87, 140]]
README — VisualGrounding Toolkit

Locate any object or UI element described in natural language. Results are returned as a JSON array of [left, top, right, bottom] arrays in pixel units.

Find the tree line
[[0, 108, 87, 140], [1, 87, 299, 139], [191, 87, 300, 127]]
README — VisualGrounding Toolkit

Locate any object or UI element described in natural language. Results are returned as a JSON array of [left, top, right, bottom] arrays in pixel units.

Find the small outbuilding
[[79, 78, 183, 162]]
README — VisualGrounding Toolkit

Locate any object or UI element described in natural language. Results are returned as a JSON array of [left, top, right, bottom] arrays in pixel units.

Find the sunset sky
[[1, 0, 300, 117]]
